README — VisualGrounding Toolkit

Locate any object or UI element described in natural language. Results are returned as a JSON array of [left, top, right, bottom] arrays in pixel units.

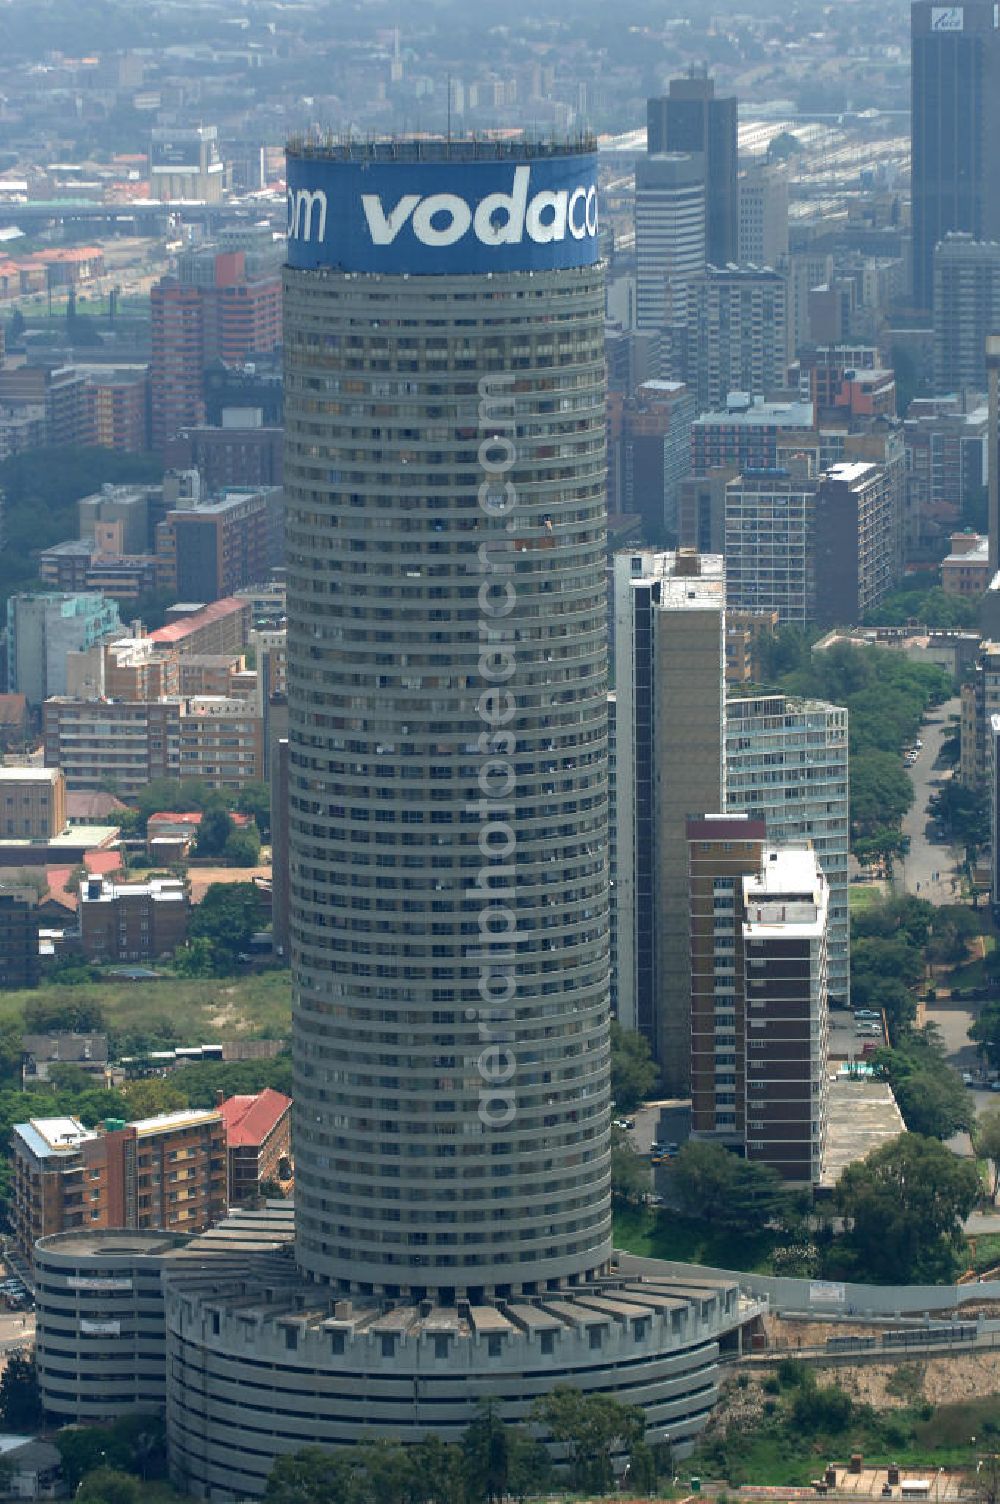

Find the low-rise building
[[0, 769, 66, 841], [21, 1033, 109, 1088], [78, 875, 188, 963], [942, 532, 990, 596], [219, 1088, 292, 1206]]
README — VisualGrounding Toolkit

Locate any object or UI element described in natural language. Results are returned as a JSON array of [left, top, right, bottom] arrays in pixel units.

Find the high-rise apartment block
[[904, 396, 987, 559], [685, 268, 789, 411], [647, 71, 738, 266], [147, 141, 754, 1497], [688, 821, 830, 1186], [150, 252, 280, 452], [0, 892, 40, 990], [726, 694, 849, 1007], [911, 0, 1000, 311], [155, 486, 283, 602], [725, 460, 897, 627], [741, 848, 830, 1185], [933, 233, 1000, 392], [621, 380, 696, 537], [6, 592, 122, 707], [691, 395, 816, 476], [11, 1109, 226, 1263], [614, 548, 726, 1081]]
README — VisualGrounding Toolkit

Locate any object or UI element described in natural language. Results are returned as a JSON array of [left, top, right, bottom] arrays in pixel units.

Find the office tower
[[911, 0, 1000, 312], [741, 848, 830, 1185], [813, 460, 897, 624], [738, 164, 789, 268], [157, 141, 743, 1498], [726, 695, 850, 1007], [685, 267, 788, 411], [154, 486, 283, 601], [647, 70, 738, 267], [614, 548, 726, 1083], [687, 814, 767, 1147], [608, 692, 619, 1018], [932, 234, 1000, 392], [635, 154, 706, 340], [621, 379, 696, 538], [724, 467, 819, 626]]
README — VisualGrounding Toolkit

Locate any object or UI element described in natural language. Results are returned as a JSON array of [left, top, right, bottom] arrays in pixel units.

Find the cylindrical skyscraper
[[160, 140, 748, 1500], [283, 140, 611, 1298]]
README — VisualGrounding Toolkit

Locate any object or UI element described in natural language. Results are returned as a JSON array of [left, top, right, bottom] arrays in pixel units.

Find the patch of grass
[[969, 1232, 1000, 1272], [849, 884, 885, 914], [0, 970, 291, 1044], [613, 1206, 781, 1273], [946, 955, 995, 990]]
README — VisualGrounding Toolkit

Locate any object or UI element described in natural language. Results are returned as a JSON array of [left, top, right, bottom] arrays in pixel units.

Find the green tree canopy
[[835, 1132, 979, 1282], [185, 882, 263, 974], [194, 799, 234, 859], [76, 1468, 142, 1504], [610, 1021, 658, 1112], [670, 1140, 791, 1230], [975, 1107, 1000, 1199], [530, 1387, 644, 1495], [0, 1352, 43, 1431]]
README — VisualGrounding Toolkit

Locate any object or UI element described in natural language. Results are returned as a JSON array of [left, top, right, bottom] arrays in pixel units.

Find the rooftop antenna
[[447, 74, 452, 148]]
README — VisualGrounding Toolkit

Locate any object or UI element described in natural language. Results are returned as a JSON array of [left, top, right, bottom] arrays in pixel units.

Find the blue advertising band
[[285, 149, 600, 276]]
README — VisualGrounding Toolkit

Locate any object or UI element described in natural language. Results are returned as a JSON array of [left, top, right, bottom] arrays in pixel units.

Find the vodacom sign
[[285, 147, 601, 275]]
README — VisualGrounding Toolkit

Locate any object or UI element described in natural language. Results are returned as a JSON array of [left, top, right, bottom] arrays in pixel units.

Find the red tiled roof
[[66, 792, 129, 819], [44, 867, 77, 911], [148, 597, 246, 646], [219, 1088, 291, 1148], [84, 850, 123, 876]]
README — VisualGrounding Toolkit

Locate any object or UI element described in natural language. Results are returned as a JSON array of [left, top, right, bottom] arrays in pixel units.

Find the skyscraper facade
[[911, 0, 1000, 312], [635, 153, 706, 337], [613, 548, 726, 1083], [156, 142, 752, 1498], [647, 72, 738, 267]]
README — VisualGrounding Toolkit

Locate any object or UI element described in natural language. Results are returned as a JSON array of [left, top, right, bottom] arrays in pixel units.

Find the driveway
[[896, 697, 963, 902]]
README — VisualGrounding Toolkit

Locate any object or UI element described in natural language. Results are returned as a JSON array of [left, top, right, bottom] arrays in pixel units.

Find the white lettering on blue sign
[[287, 165, 598, 250]]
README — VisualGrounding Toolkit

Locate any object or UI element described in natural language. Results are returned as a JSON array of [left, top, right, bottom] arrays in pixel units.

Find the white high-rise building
[[726, 694, 850, 1007], [635, 153, 706, 340]]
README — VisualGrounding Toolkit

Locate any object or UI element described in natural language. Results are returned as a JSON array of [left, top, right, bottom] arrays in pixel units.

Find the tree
[[930, 782, 990, 854], [531, 1387, 644, 1495], [506, 1431, 552, 1503], [976, 1107, 1000, 1200], [122, 1078, 188, 1118], [23, 996, 105, 1033], [0, 1352, 43, 1430], [462, 1399, 510, 1504], [891, 1068, 970, 1139], [410, 1436, 466, 1504], [671, 1140, 790, 1230], [172, 935, 215, 977], [610, 1124, 650, 1203], [224, 824, 262, 868], [186, 882, 262, 973], [265, 1446, 343, 1504], [237, 780, 271, 838], [610, 1021, 658, 1112], [836, 1132, 979, 1283], [194, 800, 233, 859], [77, 1468, 142, 1504]]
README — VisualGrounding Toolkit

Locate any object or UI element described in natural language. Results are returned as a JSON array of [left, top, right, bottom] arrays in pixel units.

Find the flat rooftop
[[820, 1075, 905, 1189]]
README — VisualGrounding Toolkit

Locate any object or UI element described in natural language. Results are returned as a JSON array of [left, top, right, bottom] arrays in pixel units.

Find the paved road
[[896, 697, 963, 902]]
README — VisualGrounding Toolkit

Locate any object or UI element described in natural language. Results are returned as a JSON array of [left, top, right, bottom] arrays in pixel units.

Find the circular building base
[[164, 1248, 745, 1500]]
